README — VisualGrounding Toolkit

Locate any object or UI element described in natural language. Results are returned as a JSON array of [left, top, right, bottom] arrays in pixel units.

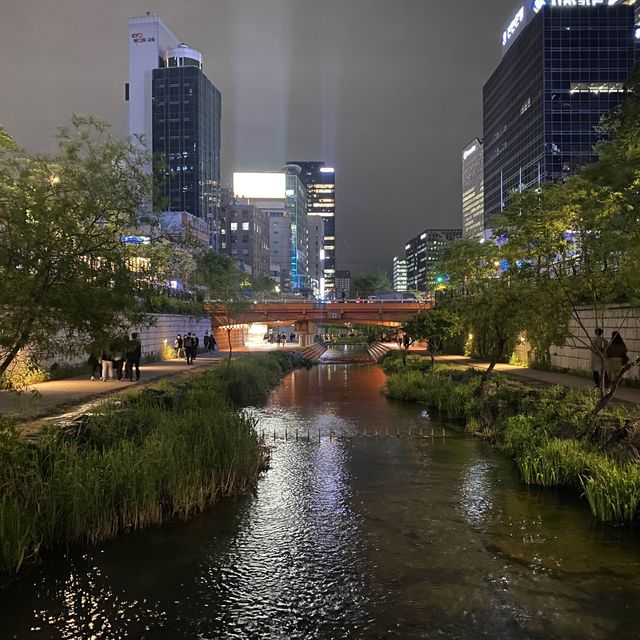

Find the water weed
[[0, 352, 307, 578]]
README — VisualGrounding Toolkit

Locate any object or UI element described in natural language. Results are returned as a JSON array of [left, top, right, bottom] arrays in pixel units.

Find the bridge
[[207, 301, 432, 347]]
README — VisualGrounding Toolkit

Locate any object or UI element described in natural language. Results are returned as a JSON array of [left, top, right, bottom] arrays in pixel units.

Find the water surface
[[1, 350, 639, 639]]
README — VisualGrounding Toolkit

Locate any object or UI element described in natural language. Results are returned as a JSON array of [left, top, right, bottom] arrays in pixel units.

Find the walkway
[[0, 345, 302, 425], [435, 355, 640, 405]]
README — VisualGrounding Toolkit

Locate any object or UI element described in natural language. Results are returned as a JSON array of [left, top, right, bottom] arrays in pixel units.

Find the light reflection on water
[[1, 357, 640, 639]]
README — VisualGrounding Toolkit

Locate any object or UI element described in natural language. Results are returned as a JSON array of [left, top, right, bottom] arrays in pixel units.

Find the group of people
[[264, 332, 296, 345], [174, 331, 217, 365], [88, 333, 142, 382], [591, 329, 630, 388]]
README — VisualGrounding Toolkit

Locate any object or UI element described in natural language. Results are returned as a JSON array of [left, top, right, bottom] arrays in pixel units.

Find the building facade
[[221, 203, 270, 279], [307, 218, 325, 296], [334, 271, 352, 297], [128, 17, 221, 241], [289, 161, 336, 295], [462, 139, 485, 239], [268, 211, 292, 292], [405, 229, 462, 294], [392, 256, 408, 292], [232, 171, 308, 292], [483, 2, 639, 223]]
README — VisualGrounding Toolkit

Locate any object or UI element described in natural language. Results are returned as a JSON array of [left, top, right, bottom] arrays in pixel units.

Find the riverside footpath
[[0, 346, 303, 430], [434, 354, 640, 406]]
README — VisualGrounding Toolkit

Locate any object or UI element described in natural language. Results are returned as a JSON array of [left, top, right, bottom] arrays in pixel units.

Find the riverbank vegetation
[[383, 354, 640, 524], [0, 351, 309, 579]]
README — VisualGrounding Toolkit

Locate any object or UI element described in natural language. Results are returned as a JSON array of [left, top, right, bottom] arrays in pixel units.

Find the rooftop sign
[[502, 0, 626, 54]]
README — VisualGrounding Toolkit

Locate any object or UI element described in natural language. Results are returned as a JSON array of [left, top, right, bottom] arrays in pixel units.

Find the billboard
[[233, 173, 286, 199]]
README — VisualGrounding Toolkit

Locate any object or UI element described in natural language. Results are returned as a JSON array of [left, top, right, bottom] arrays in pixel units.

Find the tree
[[442, 238, 532, 389], [402, 307, 461, 366], [496, 175, 639, 424], [0, 116, 152, 386], [351, 271, 392, 297], [193, 251, 250, 363]]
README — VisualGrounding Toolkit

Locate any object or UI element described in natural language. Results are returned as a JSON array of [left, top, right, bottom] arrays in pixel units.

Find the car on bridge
[[365, 291, 420, 303]]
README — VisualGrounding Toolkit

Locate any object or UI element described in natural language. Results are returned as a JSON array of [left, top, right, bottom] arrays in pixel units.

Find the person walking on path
[[591, 328, 608, 389], [211, 335, 217, 351], [125, 333, 142, 381], [88, 351, 101, 381], [203, 331, 210, 351], [184, 333, 194, 365], [100, 348, 114, 382], [606, 331, 629, 388], [193, 335, 199, 361]]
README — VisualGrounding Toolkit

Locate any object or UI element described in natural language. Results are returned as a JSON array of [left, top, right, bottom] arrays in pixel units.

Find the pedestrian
[[402, 334, 413, 350], [211, 335, 217, 351], [184, 333, 194, 365], [591, 328, 608, 388], [87, 341, 103, 381], [605, 331, 629, 388], [203, 331, 210, 351], [112, 336, 128, 381], [193, 334, 199, 360], [125, 332, 142, 382], [100, 348, 114, 382]]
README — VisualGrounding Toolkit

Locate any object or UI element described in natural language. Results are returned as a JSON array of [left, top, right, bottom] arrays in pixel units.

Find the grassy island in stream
[[381, 352, 640, 524], [0, 351, 312, 579]]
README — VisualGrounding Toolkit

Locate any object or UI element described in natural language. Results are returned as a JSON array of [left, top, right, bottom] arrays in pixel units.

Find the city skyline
[[0, 0, 518, 275]]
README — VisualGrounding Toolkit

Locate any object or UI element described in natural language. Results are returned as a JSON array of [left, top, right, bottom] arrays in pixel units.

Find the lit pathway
[[434, 354, 640, 405], [0, 345, 302, 425]]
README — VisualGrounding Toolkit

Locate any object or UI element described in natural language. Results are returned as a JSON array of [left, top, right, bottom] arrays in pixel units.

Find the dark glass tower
[[152, 45, 221, 229], [483, 3, 639, 224], [288, 161, 336, 295]]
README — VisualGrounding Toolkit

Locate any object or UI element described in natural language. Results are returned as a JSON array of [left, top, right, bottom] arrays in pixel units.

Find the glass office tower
[[289, 161, 336, 296], [483, 2, 639, 223], [152, 44, 222, 226]]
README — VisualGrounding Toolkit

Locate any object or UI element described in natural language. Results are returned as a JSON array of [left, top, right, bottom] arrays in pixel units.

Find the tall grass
[[382, 356, 640, 524], [0, 352, 307, 577]]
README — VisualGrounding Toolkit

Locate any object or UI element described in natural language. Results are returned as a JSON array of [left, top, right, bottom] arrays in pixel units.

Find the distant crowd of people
[[88, 333, 142, 382], [174, 331, 217, 365], [264, 332, 297, 346]]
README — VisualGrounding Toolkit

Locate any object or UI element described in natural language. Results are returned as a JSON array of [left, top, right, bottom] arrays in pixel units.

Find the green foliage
[[351, 271, 392, 297], [146, 295, 206, 317], [0, 117, 153, 386], [402, 307, 462, 361], [0, 351, 309, 577], [217, 351, 313, 406]]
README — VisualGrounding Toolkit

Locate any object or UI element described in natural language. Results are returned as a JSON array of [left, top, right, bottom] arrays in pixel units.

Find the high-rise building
[[127, 16, 221, 242], [462, 139, 485, 239], [405, 229, 462, 294], [232, 171, 308, 292], [268, 212, 292, 292], [308, 218, 325, 297], [483, 1, 639, 224], [289, 161, 336, 295], [393, 256, 408, 292], [334, 271, 352, 297], [222, 202, 270, 279]]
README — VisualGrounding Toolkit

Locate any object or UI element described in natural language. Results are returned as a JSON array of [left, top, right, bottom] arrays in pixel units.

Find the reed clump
[[383, 357, 640, 524], [0, 352, 307, 578]]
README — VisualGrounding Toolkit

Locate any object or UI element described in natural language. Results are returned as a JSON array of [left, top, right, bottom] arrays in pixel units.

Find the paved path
[[434, 355, 640, 405], [0, 345, 302, 425]]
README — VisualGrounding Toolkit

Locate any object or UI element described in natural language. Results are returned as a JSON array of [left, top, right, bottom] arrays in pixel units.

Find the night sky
[[0, 0, 517, 275]]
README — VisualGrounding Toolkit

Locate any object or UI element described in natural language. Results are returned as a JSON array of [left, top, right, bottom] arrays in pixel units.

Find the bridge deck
[[206, 301, 431, 327]]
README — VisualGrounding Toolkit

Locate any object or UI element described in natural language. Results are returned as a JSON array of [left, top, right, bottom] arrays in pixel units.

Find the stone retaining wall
[[44, 314, 212, 368], [547, 305, 640, 379]]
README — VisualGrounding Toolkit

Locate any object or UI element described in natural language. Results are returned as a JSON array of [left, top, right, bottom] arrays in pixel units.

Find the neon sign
[[533, 0, 622, 13], [503, 7, 525, 46]]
